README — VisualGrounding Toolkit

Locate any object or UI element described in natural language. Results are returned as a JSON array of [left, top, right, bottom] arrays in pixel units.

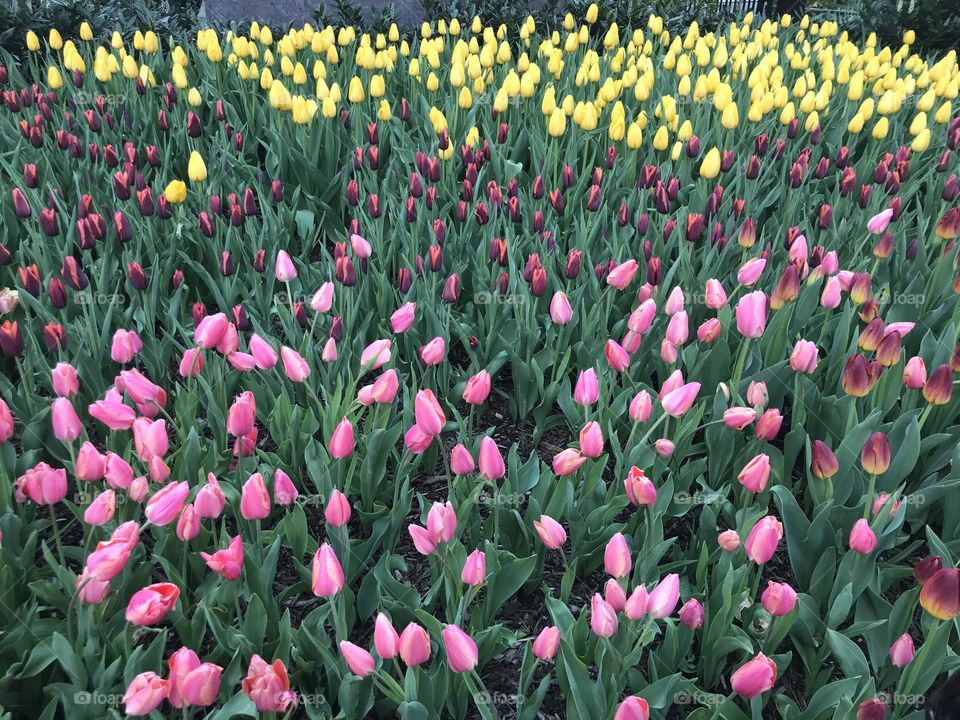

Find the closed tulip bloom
[[737, 258, 767, 286], [443, 625, 479, 672], [111, 329, 143, 363], [168, 648, 201, 708], [311, 282, 335, 313], [625, 585, 649, 620], [903, 357, 927, 389], [705, 279, 727, 309], [867, 208, 894, 234], [311, 543, 344, 596], [579, 421, 604, 458], [755, 409, 783, 441], [419, 337, 446, 365], [360, 339, 392, 371], [461, 549, 486, 585], [242, 655, 297, 713], [665, 311, 688, 346], [415, 389, 446, 435], [179, 348, 205, 377], [550, 291, 573, 324], [390, 302, 416, 333], [718, 530, 741, 551], [340, 641, 375, 677], [240, 472, 271, 520], [280, 346, 310, 381], [176, 504, 200, 542], [145, 481, 190, 525], [0, 398, 13, 444], [628, 299, 657, 334], [404, 424, 434, 454], [350, 233, 372, 258], [532, 626, 560, 660], [75, 442, 105, 481], [856, 699, 888, 720], [923, 364, 953, 405], [889, 633, 915, 667], [358, 369, 399, 405], [679, 598, 705, 629], [661, 382, 701, 417], [731, 653, 777, 698], [103, 452, 134, 489], [374, 613, 400, 658], [747, 381, 768, 409], [745, 516, 783, 564], [399, 623, 431, 666], [274, 250, 297, 281], [249, 334, 278, 369], [272, 469, 298, 506], [552, 448, 587, 476], [654, 438, 675, 457], [573, 368, 600, 405], [200, 535, 244, 581], [790, 340, 818, 373], [821, 276, 842, 309], [590, 594, 619, 637], [324, 489, 351, 527], [534, 515, 567, 549], [761, 581, 797, 616], [697, 318, 722, 343], [605, 339, 631, 372], [811, 440, 839, 479], [180, 663, 222, 707], [478, 436, 505, 480], [195, 474, 226, 518], [849, 518, 878, 554], [427, 501, 457, 544], [647, 573, 680, 618], [614, 696, 650, 720], [226, 392, 257, 437], [51, 362, 79, 397], [919, 568, 960, 620], [724, 407, 757, 430], [736, 291, 768, 338], [123, 672, 169, 716], [629, 391, 652, 422], [607, 259, 638, 289], [604, 532, 632, 578], [450, 444, 475, 475], [738, 453, 771, 493], [861, 432, 891, 475], [462, 369, 492, 404], [329, 417, 355, 459], [51, 397, 82, 441], [126, 583, 180, 626], [84, 490, 116, 526], [605, 583, 624, 612]]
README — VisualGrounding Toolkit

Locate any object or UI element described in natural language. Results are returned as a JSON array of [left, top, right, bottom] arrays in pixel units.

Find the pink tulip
[[461, 549, 486, 585], [889, 633, 915, 667], [358, 369, 399, 405], [665, 311, 689, 346], [360, 339, 392, 370], [574, 368, 600, 405], [661, 382, 700, 417], [195, 474, 226, 518], [240, 472, 271, 520], [628, 299, 657, 334], [755, 409, 783, 441], [168, 648, 201, 708], [606, 259, 638, 289], [903, 357, 927, 389], [350, 232, 372, 258], [273, 469, 298, 506], [761, 581, 797, 616], [443, 625, 479, 672], [84, 490, 116, 526], [745, 516, 783, 564], [550, 291, 573, 324], [180, 662, 222, 707], [867, 208, 894, 234], [75, 442, 105, 481], [660, 339, 678, 364], [194, 313, 230, 350], [747, 381, 768, 408], [311, 542, 344, 596], [647, 574, 680, 618], [590, 594, 619, 637], [450, 444, 475, 475], [248, 334, 277, 369], [404, 423, 434, 454], [605, 579, 627, 611], [579, 421, 604, 458], [419, 336, 446, 365], [697, 318, 721, 343], [52, 362, 79, 396], [724, 406, 757, 430], [408, 524, 437, 555], [664, 287, 684, 315], [705, 279, 727, 309], [679, 598, 705, 629], [629, 390, 652, 422], [462, 369, 492, 404], [654, 438, 675, 457], [552, 448, 587, 476], [414, 389, 446, 436], [478, 436, 505, 480], [399, 623, 431, 666], [340, 641, 375, 677], [0, 398, 13, 443], [176, 504, 200, 541], [126, 583, 180, 626], [426, 501, 457, 543], [605, 339, 631, 371], [374, 613, 400, 658], [311, 282, 334, 313], [604, 532, 632, 578], [51, 397, 82, 442], [229, 352, 257, 373], [123, 672, 169, 715], [242, 655, 297, 713], [111, 328, 143, 363], [790, 340, 818, 373], [275, 250, 297, 281], [737, 258, 767, 286], [89, 388, 136, 430], [625, 585, 649, 620], [849, 518, 878, 554], [200, 535, 244, 581], [144, 481, 189, 525], [322, 338, 338, 362], [736, 291, 768, 338], [614, 696, 650, 720], [180, 347, 205, 376], [718, 530, 741, 551], [324, 489, 352, 526], [624, 466, 656, 506], [103, 452, 134, 489], [534, 515, 567, 549], [738, 453, 771, 493], [84, 521, 139, 582], [821, 276, 842, 308], [280, 346, 310, 381], [76, 571, 111, 604], [532, 626, 560, 660], [390, 302, 416, 333], [329, 417, 355, 459], [132, 417, 169, 460], [731, 653, 777, 698]]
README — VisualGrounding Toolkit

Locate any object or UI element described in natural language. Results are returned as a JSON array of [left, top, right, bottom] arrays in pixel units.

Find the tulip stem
[[863, 474, 877, 520], [918, 404, 933, 432], [731, 338, 752, 400], [48, 504, 64, 567]]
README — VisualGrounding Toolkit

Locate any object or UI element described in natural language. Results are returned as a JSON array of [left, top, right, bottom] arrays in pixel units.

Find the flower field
[[1, 7, 960, 719]]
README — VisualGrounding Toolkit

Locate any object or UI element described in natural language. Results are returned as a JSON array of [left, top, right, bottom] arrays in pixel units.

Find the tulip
[[478, 436, 505, 480], [605, 579, 627, 611], [647, 574, 680, 618], [923, 364, 953, 405], [340, 641, 375, 677], [167, 648, 201, 708], [736, 291, 768, 338], [849, 518, 878, 554], [790, 340, 818, 373], [625, 585, 649, 620], [629, 391, 652, 422], [329, 417, 355, 459], [195, 474, 226, 518], [0, 399, 13, 444], [755, 409, 783, 441], [605, 339, 631, 372], [442, 625, 479, 672], [176, 504, 200, 541], [240, 472, 271, 520], [745, 516, 783, 564], [103, 452, 134, 489], [311, 542, 344, 596], [399, 622, 431, 666], [242, 655, 297, 712], [607, 259, 638, 289], [738, 454, 771, 493], [200, 535, 244, 581], [661, 382, 700, 417], [226, 391, 257, 437], [462, 369, 492, 405], [730, 653, 777, 698], [450, 444, 475, 475], [271, 469, 298, 506], [84, 490, 116, 526], [590, 594, 619, 637], [75, 442, 105, 481], [51, 397, 82, 442], [534, 515, 566, 549], [249, 335, 277, 369], [322, 488, 351, 527], [551, 448, 586, 476], [614, 697, 650, 720], [679, 598, 705, 629], [358, 369, 399, 405], [867, 208, 894, 234], [718, 530, 740, 552], [461, 549, 486, 585], [126, 583, 180, 627], [419, 337, 446, 365], [889, 633, 915, 667], [51, 363, 79, 397], [311, 282, 334, 313], [624, 466, 656, 506], [415, 389, 446, 435], [375, 613, 400, 658], [724, 406, 757, 430], [280, 346, 310, 381], [760, 581, 797, 616], [390, 302, 416, 333], [579, 421, 604, 458], [123, 672, 169, 715], [914, 555, 943, 585], [426, 501, 457, 544], [857, 699, 888, 720], [573, 368, 600, 405], [919, 568, 960, 620], [550, 292, 573, 324], [737, 258, 766, 286], [604, 532, 632, 578], [145, 481, 189, 525], [903, 357, 927, 389], [179, 662, 222, 707], [532, 626, 560, 660]]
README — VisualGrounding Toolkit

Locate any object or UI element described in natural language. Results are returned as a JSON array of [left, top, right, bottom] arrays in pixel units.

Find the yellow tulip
[[163, 180, 187, 203], [49, 29, 63, 50], [935, 101, 951, 124], [911, 128, 930, 152], [700, 147, 721, 179], [847, 113, 864, 133], [586, 3, 599, 24], [547, 108, 566, 137], [626, 122, 642, 149], [80, 22, 93, 41], [653, 125, 669, 151], [188, 88, 202, 107], [871, 117, 889, 139], [26, 31, 40, 52], [348, 76, 365, 103], [188, 152, 207, 182], [46, 66, 63, 90], [721, 103, 739, 129], [458, 86, 473, 109], [369, 74, 385, 98]]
